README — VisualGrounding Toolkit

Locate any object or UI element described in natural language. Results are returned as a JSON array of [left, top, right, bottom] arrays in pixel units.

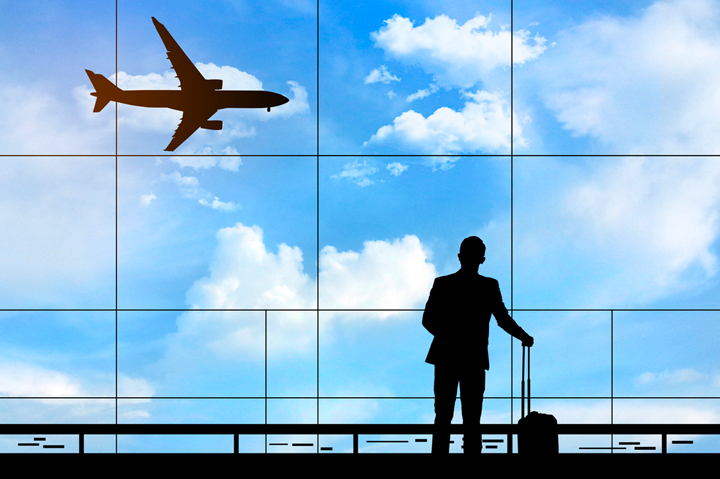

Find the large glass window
[[1, 0, 719, 454]]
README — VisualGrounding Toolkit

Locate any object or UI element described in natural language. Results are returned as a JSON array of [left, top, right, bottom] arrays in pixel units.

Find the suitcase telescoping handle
[[521, 345, 531, 419]]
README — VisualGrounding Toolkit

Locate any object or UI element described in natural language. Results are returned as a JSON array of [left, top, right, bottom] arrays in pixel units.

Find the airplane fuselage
[[117, 89, 288, 111]]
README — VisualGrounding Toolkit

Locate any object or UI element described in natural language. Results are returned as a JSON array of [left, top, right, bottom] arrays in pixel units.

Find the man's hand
[[522, 336, 534, 347]]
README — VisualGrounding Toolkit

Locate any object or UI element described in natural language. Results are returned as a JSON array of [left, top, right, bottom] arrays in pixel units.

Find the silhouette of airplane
[[86, 17, 290, 151]]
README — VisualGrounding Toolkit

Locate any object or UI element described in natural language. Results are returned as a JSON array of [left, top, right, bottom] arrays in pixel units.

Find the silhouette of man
[[422, 236, 533, 454]]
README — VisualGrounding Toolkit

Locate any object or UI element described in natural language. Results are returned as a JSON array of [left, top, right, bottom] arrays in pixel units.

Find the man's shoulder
[[478, 274, 499, 285], [434, 272, 499, 286]]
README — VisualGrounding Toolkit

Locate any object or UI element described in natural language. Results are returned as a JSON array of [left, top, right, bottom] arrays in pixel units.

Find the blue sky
[[0, 0, 719, 453]]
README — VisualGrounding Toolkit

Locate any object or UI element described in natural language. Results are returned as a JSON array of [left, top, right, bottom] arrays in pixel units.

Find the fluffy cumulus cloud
[[365, 91, 525, 154], [372, 14, 546, 89], [331, 159, 379, 186], [320, 235, 436, 314], [540, 0, 720, 153], [363, 13, 544, 155], [173, 223, 436, 359], [186, 224, 316, 310]]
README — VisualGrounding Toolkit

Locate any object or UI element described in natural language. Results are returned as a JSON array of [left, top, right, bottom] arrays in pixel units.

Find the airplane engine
[[201, 120, 223, 130], [206, 79, 223, 90]]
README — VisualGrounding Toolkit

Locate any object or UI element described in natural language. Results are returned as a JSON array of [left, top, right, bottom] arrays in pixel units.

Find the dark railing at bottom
[[0, 424, 718, 454]]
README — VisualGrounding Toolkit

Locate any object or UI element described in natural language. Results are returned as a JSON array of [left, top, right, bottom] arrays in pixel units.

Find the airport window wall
[[0, 0, 719, 453]]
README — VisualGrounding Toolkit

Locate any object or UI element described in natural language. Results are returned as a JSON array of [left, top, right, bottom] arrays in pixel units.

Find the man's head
[[458, 236, 486, 270]]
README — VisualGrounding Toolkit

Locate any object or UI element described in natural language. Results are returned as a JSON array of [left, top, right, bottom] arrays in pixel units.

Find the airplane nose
[[277, 94, 289, 106]]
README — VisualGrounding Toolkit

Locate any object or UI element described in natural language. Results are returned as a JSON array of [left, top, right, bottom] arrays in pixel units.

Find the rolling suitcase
[[517, 346, 559, 454]]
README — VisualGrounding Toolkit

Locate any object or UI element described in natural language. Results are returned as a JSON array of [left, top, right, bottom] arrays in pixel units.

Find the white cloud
[[364, 65, 401, 84], [426, 156, 458, 171], [175, 223, 436, 359], [0, 361, 83, 397], [195, 62, 264, 90], [160, 170, 239, 211], [0, 360, 153, 423], [539, 0, 720, 153], [515, 157, 720, 308], [118, 375, 156, 399], [387, 90, 397, 99], [365, 90, 525, 154], [635, 369, 706, 385], [331, 159, 379, 186], [170, 146, 242, 171], [122, 410, 150, 419], [160, 171, 200, 198], [371, 14, 546, 89], [140, 193, 157, 207], [262, 81, 310, 120], [406, 84, 439, 102], [386, 162, 408, 176], [198, 196, 240, 212], [320, 235, 436, 314], [186, 223, 316, 310], [0, 360, 152, 401]]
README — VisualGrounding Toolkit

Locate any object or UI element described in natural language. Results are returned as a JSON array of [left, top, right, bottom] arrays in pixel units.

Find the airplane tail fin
[[85, 69, 121, 113]]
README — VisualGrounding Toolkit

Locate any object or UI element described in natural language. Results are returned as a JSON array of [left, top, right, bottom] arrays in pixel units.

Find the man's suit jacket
[[422, 270, 530, 371]]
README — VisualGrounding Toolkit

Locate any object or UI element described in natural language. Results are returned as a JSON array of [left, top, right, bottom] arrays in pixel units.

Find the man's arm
[[490, 279, 534, 346], [422, 279, 441, 336]]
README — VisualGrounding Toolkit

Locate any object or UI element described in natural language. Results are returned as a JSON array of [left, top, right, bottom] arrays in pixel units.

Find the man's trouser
[[432, 365, 486, 454]]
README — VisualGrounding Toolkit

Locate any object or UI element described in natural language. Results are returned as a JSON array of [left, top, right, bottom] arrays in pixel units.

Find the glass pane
[[320, 0, 513, 156], [118, 156, 317, 309], [118, 435, 235, 454], [117, 398, 264, 424], [320, 311, 431, 399], [119, 311, 266, 398], [0, 3, 115, 155], [614, 311, 720, 398], [613, 399, 720, 425], [320, 155, 511, 297], [514, 0, 718, 156], [117, 3, 316, 155], [0, 158, 115, 308], [511, 311, 611, 398], [267, 311, 317, 398], [0, 311, 115, 405], [514, 157, 720, 310]]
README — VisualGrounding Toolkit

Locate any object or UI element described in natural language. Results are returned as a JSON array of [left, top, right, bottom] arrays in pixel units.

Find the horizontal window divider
[[5, 308, 720, 312], [2, 396, 717, 400], [5, 154, 720, 158]]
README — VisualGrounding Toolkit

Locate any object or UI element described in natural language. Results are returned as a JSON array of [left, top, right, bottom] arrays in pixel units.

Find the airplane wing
[[165, 108, 217, 152], [152, 17, 206, 90]]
